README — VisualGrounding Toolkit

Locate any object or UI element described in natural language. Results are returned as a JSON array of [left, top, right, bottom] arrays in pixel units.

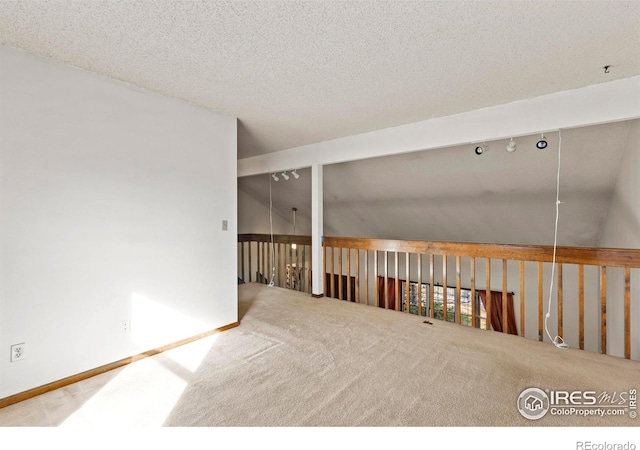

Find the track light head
[[474, 144, 488, 155], [536, 134, 548, 149], [506, 138, 517, 153], [292, 169, 299, 179], [281, 171, 290, 180], [271, 173, 279, 182]]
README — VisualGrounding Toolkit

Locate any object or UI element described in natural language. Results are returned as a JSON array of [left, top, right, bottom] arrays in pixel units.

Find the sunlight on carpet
[[59, 334, 217, 427]]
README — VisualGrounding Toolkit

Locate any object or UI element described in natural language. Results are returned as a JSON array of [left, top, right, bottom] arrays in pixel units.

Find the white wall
[[238, 187, 292, 235], [599, 120, 640, 360], [0, 47, 238, 398]]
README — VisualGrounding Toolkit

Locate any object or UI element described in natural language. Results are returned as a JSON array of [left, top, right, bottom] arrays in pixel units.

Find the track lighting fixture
[[506, 138, 517, 153], [292, 169, 299, 179], [536, 134, 548, 149], [474, 144, 488, 155], [281, 171, 290, 181], [271, 173, 279, 182]]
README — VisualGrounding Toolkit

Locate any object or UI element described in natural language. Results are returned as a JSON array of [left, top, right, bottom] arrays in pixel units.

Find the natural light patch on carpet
[[59, 357, 188, 426], [59, 322, 216, 426]]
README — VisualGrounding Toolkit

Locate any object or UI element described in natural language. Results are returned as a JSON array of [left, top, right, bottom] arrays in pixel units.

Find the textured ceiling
[[238, 120, 637, 246], [1, 1, 638, 158], [2, 1, 638, 246]]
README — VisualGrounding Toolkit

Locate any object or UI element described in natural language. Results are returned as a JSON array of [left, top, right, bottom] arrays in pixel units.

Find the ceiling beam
[[238, 76, 640, 177]]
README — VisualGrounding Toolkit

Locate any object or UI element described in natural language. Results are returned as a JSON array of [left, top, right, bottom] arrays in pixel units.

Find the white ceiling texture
[[1, 1, 639, 246]]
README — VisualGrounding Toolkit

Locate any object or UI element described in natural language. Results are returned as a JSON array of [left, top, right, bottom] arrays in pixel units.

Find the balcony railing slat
[[384, 251, 389, 309], [456, 256, 461, 325], [625, 267, 631, 360], [393, 252, 400, 311], [503, 259, 508, 334], [443, 254, 448, 322], [429, 254, 435, 319], [601, 266, 607, 354], [486, 258, 491, 332], [404, 252, 408, 313], [249, 242, 252, 282], [365, 250, 369, 305], [558, 263, 564, 340], [330, 247, 335, 299], [356, 249, 360, 303], [538, 262, 543, 341], [302, 244, 307, 293], [579, 264, 585, 350], [338, 248, 343, 300], [418, 254, 423, 317], [323, 245, 327, 296], [471, 257, 476, 328], [520, 261, 525, 338], [374, 251, 378, 308], [347, 248, 351, 302]]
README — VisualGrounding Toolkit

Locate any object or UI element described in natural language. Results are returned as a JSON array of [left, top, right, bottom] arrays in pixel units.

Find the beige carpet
[[1, 282, 638, 427]]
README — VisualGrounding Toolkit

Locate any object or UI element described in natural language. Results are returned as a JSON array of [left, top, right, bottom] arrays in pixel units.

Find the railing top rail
[[238, 233, 312, 245], [322, 236, 640, 268]]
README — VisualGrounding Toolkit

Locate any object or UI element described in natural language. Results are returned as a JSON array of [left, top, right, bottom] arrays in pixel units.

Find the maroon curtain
[[478, 291, 518, 335], [377, 276, 397, 310]]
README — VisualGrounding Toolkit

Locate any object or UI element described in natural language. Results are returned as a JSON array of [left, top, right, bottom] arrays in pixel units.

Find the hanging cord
[[544, 129, 568, 349], [268, 175, 275, 287]]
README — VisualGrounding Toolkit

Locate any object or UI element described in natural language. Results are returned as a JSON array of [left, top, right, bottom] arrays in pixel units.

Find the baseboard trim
[[0, 321, 240, 410], [311, 293, 324, 298]]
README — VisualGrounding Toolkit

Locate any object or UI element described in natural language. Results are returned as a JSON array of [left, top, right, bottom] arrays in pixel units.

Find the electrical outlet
[[121, 320, 130, 333], [222, 220, 228, 231], [10, 343, 25, 362]]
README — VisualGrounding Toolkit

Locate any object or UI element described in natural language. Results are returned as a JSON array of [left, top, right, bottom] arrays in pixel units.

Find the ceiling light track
[[271, 169, 301, 181], [473, 131, 556, 156]]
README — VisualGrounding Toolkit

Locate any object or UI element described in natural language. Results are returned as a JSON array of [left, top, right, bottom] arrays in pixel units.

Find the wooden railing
[[238, 234, 312, 293], [239, 233, 640, 360], [323, 237, 640, 360]]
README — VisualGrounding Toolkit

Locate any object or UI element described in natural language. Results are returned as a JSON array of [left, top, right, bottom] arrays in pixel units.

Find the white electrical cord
[[544, 129, 569, 349], [268, 174, 275, 287]]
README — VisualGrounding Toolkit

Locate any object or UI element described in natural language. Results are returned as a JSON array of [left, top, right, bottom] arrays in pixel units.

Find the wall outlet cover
[[11, 343, 26, 362]]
